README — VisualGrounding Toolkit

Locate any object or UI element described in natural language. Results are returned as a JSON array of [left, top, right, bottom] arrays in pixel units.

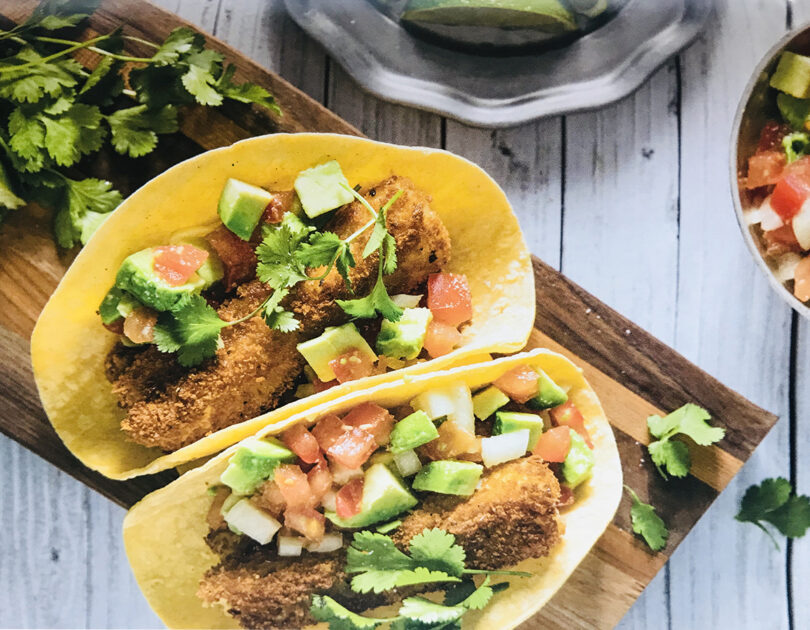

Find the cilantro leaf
[[107, 104, 178, 157], [399, 598, 466, 625], [337, 265, 403, 322], [41, 103, 106, 166], [0, 162, 25, 212], [646, 403, 723, 479], [151, 27, 201, 65], [181, 49, 226, 106], [8, 108, 46, 172], [346, 531, 413, 573], [216, 64, 281, 115], [626, 486, 668, 552], [647, 439, 690, 480], [152, 295, 225, 367], [0, 48, 82, 104], [736, 477, 810, 546], [310, 595, 386, 630], [408, 528, 466, 577], [129, 64, 192, 109], [297, 231, 346, 268], [259, 288, 299, 333], [54, 176, 122, 248], [256, 214, 314, 289], [350, 567, 460, 595]]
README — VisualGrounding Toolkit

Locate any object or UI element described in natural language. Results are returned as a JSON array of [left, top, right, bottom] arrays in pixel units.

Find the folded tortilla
[[30, 133, 534, 479], [123, 348, 622, 629]]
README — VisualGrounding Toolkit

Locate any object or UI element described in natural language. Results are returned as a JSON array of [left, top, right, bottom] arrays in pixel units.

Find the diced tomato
[[329, 348, 375, 384], [423, 320, 463, 358], [311, 414, 349, 452], [205, 225, 257, 290], [284, 507, 325, 541], [152, 244, 208, 287], [326, 427, 378, 469], [254, 480, 286, 518], [794, 257, 810, 301], [763, 223, 801, 256], [494, 365, 539, 404], [313, 377, 339, 393], [262, 191, 295, 224], [771, 174, 810, 220], [758, 121, 793, 151], [743, 151, 786, 189], [282, 423, 321, 464], [420, 420, 480, 461], [557, 484, 575, 508], [533, 426, 572, 462], [336, 477, 364, 519], [550, 402, 593, 449], [427, 273, 473, 327], [273, 464, 315, 509], [123, 307, 158, 344], [307, 456, 333, 502], [342, 402, 394, 446]]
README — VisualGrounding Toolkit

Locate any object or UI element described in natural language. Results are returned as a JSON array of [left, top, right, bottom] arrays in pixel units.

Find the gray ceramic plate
[[284, 0, 712, 127]]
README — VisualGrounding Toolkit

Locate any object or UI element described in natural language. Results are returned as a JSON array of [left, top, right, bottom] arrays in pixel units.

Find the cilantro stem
[[342, 183, 378, 219], [32, 35, 154, 63], [224, 293, 276, 327], [0, 33, 109, 73], [0, 25, 25, 41], [463, 569, 532, 577], [122, 35, 161, 49]]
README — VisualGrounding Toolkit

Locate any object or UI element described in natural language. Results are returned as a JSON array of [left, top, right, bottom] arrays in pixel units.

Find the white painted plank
[[670, 1, 792, 628], [561, 63, 680, 630], [443, 120, 564, 269]]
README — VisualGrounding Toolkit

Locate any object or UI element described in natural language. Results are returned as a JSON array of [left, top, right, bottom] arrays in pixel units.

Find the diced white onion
[[759, 197, 785, 231], [391, 294, 423, 308], [224, 499, 281, 545], [410, 382, 475, 434], [394, 449, 422, 477], [481, 430, 530, 468], [775, 252, 803, 282], [329, 461, 364, 485], [793, 199, 810, 250], [277, 535, 304, 556], [744, 208, 764, 226], [321, 489, 338, 512], [306, 533, 344, 553]]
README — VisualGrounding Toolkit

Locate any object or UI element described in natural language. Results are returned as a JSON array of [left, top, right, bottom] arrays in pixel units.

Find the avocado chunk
[[389, 410, 439, 454], [296, 322, 377, 382], [472, 385, 510, 420], [219, 437, 297, 495], [784, 132, 810, 163], [493, 411, 544, 450], [115, 247, 208, 312], [376, 307, 433, 360], [777, 93, 810, 130], [99, 287, 125, 324], [561, 430, 594, 489], [175, 237, 225, 287], [412, 460, 483, 496], [294, 160, 355, 219], [527, 369, 568, 410], [325, 463, 418, 528], [217, 178, 274, 240], [771, 51, 810, 99]]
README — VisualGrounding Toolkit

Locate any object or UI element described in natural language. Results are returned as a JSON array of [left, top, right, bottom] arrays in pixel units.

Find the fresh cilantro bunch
[[310, 528, 527, 630], [310, 528, 531, 630], [736, 477, 810, 548], [646, 403, 724, 479], [625, 486, 669, 552], [0, 0, 279, 247]]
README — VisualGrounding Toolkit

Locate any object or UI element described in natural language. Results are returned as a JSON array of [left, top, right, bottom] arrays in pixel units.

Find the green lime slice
[[401, 0, 577, 33]]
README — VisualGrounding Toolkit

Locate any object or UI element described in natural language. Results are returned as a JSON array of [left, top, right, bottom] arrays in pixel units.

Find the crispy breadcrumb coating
[[107, 177, 451, 451], [197, 456, 561, 629]]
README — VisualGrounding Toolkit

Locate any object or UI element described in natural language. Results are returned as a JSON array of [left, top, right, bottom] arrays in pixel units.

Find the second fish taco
[[31, 133, 534, 479], [123, 349, 622, 629]]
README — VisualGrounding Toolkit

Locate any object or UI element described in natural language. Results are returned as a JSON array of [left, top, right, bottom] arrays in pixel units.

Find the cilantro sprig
[[646, 403, 724, 479], [736, 477, 810, 548], [0, 0, 279, 247], [310, 529, 528, 630], [625, 486, 669, 552]]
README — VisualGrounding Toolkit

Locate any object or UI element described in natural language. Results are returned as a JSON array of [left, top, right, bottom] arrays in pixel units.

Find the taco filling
[[196, 363, 594, 629], [99, 162, 473, 452]]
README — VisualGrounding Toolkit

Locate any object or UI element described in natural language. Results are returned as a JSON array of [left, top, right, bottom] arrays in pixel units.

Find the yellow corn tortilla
[[123, 348, 623, 630], [30, 133, 534, 480]]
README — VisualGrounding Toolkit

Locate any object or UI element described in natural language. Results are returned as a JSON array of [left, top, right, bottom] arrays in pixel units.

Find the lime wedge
[[401, 0, 577, 33]]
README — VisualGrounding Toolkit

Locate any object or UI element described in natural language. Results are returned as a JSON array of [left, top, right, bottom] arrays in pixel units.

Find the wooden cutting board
[[0, 1, 777, 628]]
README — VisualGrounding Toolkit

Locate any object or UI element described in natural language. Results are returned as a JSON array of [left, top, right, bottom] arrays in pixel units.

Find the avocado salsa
[[739, 50, 810, 302], [197, 363, 595, 629], [99, 161, 469, 452]]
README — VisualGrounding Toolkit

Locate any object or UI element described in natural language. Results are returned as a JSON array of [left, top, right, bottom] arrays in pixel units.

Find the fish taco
[[30, 133, 534, 479], [123, 349, 622, 629]]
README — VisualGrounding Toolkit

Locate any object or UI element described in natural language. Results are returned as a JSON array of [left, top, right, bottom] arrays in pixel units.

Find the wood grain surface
[[0, 1, 805, 629]]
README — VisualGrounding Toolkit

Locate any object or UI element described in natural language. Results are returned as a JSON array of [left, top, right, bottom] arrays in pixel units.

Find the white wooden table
[[1, 1, 807, 627]]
